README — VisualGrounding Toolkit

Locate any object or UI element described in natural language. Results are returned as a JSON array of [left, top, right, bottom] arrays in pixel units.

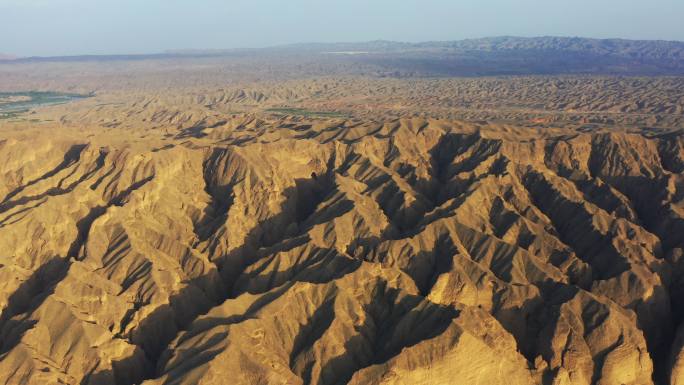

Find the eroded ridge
[[1, 117, 684, 385]]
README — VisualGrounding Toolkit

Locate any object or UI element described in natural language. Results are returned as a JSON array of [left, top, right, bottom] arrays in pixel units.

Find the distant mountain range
[[276, 36, 684, 58], [441, 36, 684, 60], [3, 36, 684, 76]]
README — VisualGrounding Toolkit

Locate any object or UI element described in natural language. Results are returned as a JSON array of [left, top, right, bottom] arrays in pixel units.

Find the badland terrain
[[1, 37, 684, 385]]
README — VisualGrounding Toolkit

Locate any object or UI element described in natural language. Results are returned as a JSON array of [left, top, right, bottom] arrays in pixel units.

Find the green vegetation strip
[[0, 91, 91, 111], [0, 91, 92, 120]]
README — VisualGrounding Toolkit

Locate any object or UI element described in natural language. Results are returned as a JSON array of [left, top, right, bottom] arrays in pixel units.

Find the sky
[[1, 0, 683, 56]]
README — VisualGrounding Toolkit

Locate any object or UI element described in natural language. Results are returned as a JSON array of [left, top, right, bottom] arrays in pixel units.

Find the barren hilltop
[[1, 37, 684, 385]]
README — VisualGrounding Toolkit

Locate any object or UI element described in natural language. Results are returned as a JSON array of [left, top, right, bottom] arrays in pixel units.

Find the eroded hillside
[[1, 111, 684, 385]]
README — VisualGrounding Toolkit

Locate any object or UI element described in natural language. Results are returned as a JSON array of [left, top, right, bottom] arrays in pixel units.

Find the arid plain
[[1, 37, 684, 385]]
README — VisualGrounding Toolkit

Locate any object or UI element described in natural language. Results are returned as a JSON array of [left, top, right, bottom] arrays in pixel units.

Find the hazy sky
[[1, 0, 683, 56]]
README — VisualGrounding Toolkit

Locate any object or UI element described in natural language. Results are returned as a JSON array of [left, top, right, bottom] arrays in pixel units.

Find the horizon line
[[2, 34, 684, 61]]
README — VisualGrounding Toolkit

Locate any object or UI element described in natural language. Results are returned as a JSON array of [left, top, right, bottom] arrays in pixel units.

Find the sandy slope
[[1, 103, 684, 384]]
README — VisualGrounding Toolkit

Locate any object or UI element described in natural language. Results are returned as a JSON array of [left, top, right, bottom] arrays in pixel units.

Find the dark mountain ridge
[[2, 36, 683, 76]]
